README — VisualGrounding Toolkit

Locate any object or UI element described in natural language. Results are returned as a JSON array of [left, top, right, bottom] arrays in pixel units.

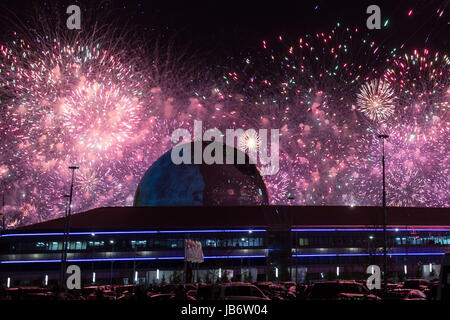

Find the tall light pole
[[287, 193, 296, 283], [378, 134, 389, 290], [60, 166, 79, 288], [0, 194, 5, 233], [60, 194, 70, 286]]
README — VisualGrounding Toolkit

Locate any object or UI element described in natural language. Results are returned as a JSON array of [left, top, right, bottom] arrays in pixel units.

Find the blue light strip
[[204, 255, 266, 259], [0, 229, 266, 238], [1, 252, 444, 264], [68, 254, 266, 261], [158, 230, 265, 234], [0, 255, 266, 264], [0, 259, 62, 264], [291, 228, 450, 232], [3, 227, 448, 238], [292, 252, 446, 258]]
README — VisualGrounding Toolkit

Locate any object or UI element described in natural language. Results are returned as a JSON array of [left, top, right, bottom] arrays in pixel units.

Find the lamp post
[[377, 134, 388, 290], [60, 166, 79, 288], [59, 194, 70, 287], [287, 193, 296, 283], [0, 194, 5, 232]]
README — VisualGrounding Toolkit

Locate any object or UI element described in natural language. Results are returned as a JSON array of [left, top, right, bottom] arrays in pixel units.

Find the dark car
[[6, 287, 47, 300], [307, 281, 380, 300], [211, 283, 270, 300], [438, 252, 450, 300], [184, 283, 197, 291], [403, 279, 430, 291], [149, 293, 175, 301], [383, 289, 427, 300], [197, 284, 214, 300], [295, 284, 309, 300], [335, 293, 381, 301], [254, 282, 284, 300]]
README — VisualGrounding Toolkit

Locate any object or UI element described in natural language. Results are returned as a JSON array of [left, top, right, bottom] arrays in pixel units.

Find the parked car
[[383, 289, 427, 300], [403, 279, 430, 292], [211, 283, 270, 300], [196, 284, 214, 300], [386, 283, 402, 290], [281, 281, 297, 291], [426, 282, 439, 300], [148, 293, 175, 301], [6, 287, 50, 300], [335, 293, 382, 301], [148, 292, 196, 301], [268, 284, 296, 300], [184, 283, 198, 291], [306, 281, 380, 300], [438, 252, 450, 301], [254, 282, 287, 300], [186, 289, 198, 300], [295, 284, 309, 300]]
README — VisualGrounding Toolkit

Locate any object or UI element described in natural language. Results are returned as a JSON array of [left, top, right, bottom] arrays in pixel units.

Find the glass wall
[[3, 231, 449, 253], [293, 233, 450, 248], [4, 234, 265, 253]]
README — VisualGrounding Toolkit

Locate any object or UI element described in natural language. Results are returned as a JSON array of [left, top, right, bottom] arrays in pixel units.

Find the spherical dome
[[134, 141, 268, 206]]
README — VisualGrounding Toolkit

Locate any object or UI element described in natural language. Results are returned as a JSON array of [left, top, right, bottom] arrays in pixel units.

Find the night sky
[[1, 0, 448, 59], [0, 1, 448, 226]]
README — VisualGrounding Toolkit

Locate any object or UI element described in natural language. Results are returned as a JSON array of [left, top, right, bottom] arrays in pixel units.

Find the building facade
[[1, 206, 449, 287]]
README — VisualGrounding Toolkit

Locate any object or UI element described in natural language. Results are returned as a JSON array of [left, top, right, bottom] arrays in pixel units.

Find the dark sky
[[1, 0, 448, 60], [123, 0, 448, 56]]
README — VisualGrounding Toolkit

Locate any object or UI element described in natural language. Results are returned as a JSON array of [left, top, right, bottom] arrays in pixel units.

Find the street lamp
[[287, 192, 297, 283], [60, 166, 79, 288], [377, 134, 389, 290], [0, 193, 5, 232]]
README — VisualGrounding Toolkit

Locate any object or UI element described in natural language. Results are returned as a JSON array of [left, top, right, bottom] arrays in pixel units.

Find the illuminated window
[[298, 238, 309, 247]]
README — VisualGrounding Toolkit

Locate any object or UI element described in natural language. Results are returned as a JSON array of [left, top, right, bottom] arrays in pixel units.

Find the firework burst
[[238, 129, 261, 154], [357, 79, 396, 122]]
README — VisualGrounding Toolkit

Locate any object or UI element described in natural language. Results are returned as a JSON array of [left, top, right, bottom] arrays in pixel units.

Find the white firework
[[357, 79, 396, 122], [238, 129, 261, 154]]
